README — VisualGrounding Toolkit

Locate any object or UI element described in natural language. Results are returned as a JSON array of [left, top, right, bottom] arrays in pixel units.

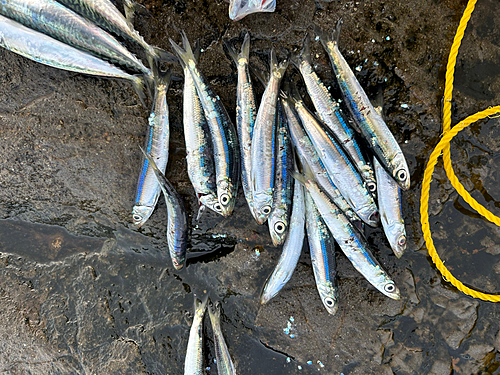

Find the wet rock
[[427, 360, 452, 375]]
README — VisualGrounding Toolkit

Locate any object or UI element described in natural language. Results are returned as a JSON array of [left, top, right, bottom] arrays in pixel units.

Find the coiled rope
[[420, 0, 500, 301]]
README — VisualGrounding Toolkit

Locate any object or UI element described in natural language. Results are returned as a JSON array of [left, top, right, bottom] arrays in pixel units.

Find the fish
[[284, 87, 379, 227], [229, 0, 276, 21], [0, 0, 152, 80], [295, 163, 400, 300], [268, 101, 294, 246], [0, 15, 146, 103], [141, 148, 187, 270], [208, 301, 236, 375], [293, 34, 376, 193], [261, 179, 305, 304], [170, 32, 240, 217], [280, 94, 360, 223], [251, 49, 288, 224], [305, 191, 339, 315], [374, 158, 406, 258], [184, 296, 208, 375], [225, 32, 258, 221], [182, 47, 219, 218], [54, 0, 169, 70], [316, 20, 410, 190], [133, 68, 172, 227]]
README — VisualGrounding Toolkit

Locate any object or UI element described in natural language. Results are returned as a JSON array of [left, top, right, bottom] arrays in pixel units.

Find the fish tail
[[314, 20, 342, 51], [241, 31, 251, 60], [169, 31, 197, 70], [140, 146, 174, 196], [224, 41, 239, 66], [250, 65, 267, 88], [270, 49, 289, 78], [207, 299, 221, 324], [195, 294, 209, 314], [123, 0, 136, 24], [290, 33, 311, 69], [196, 204, 205, 220], [152, 61, 172, 91], [332, 18, 343, 44], [147, 46, 178, 71]]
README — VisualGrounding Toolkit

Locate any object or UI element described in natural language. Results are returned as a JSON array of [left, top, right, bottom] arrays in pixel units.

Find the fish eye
[[274, 221, 286, 234], [262, 205, 271, 215], [398, 236, 407, 247], [367, 182, 377, 192], [133, 214, 142, 222], [214, 203, 222, 212], [324, 297, 335, 307], [384, 283, 396, 293], [220, 193, 230, 206], [397, 169, 407, 182]]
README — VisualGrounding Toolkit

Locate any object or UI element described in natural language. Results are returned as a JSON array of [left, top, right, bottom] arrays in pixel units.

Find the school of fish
[[0, 1, 410, 372]]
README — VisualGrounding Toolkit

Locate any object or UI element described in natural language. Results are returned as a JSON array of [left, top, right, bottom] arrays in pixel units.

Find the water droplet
[[286, 357, 291, 363], [386, 36, 391, 40], [355, 66, 362, 72], [400, 103, 409, 109], [307, 361, 312, 365]]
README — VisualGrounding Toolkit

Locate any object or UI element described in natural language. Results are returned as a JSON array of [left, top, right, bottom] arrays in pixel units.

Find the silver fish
[[317, 21, 410, 190], [305, 191, 339, 315], [293, 35, 376, 193], [208, 301, 236, 375], [0, 0, 151, 79], [281, 95, 360, 223], [374, 158, 406, 258], [251, 49, 288, 224], [226, 32, 258, 221], [133, 69, 171, 227], [141, 148, 187, 270], [182, 53, 219, 217], [170, 32, 240, 217], [261, 179, 305, 304], [185, 297, 208, 375], [296, 164, 400, 300], [268, 102, 294, 246], [55, 0, 166, 69], [285, 89, 378, 227], [0, 15, 146, 103]]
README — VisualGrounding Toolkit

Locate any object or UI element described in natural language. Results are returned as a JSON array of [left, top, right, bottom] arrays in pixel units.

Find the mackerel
[[208, 301, 236, 375], [293, 35, 376, 193], [305, 191, 338, 315], [142, 148, 187, 270], [0, 0, 151, 79], [317, 21, 410, 190], [251, 49, 288, 224], [268, 102, 294, 246], [0, 15, 146, 103], [184, 297, 208, 375], [295, 165, 400, 300], [170, 32, 240, 217], [261, 179, 305, 304], [374, 158, 406, 258], [225, 32, 257, 220]]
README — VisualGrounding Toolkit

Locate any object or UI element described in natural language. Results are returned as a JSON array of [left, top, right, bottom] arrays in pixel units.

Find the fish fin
[[195, 294, 209, 314], [314, 20, 342, 51], [146, 47, 178, 71], [152, 62, 172, 91], [241, 31, 251, 60], [131, 75, 147, 107], [169, 31, 197, 69], [290, 33, 312, 69], [249, 65, 268, 88], [207, 299, 221, 324], [270, 49, 289, 79], [123, 0, 136, 24], [196, 204, 206, 220], [332, 19, 343, 44], [224, 41, 240, 66], [291, 170, 307, 187]]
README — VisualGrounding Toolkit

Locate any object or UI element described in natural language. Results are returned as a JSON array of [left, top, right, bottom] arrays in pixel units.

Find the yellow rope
[[420, 0, 500, 301]]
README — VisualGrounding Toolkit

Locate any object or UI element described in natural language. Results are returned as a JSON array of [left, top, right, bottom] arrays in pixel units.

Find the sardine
[[184, 296, 208, 375], [251, 49, 288, 224], [0, 15, 146, 103], [317, 21, 410, 190], [54, 0, 167, 69], [285, 88, 378, 227], [0, 0, 152, 79], [374, 158, 406, 258], [305, 191, 338, 315], [293, 35, 376, 193], [141, 148, 187, 270], [226, 32, 258, 221], [133, 68, 171, 227], [268, 102, 294, 246], [295, 164, 400, 300], [261, 179, 305, 304], [281, 95, 360, 223], [208, 301, 236, 375], [170, 32, 240, 217], [182, 49, 219, 217]]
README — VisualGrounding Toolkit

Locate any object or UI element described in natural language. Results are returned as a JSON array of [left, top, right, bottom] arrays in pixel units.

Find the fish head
[[392, 153, 410, 191], [385, 222, 406, 258], [317, 282, 338, 315], [217, 180, 237, 217], [269, 213, 288, 246], [356, 205, 379, 228], [378, 278, 401, 300], [200, 194, 225, 217], [252, 191, 274, 224], [171, 255, 186, 270], [132, 205, 154, 227]]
